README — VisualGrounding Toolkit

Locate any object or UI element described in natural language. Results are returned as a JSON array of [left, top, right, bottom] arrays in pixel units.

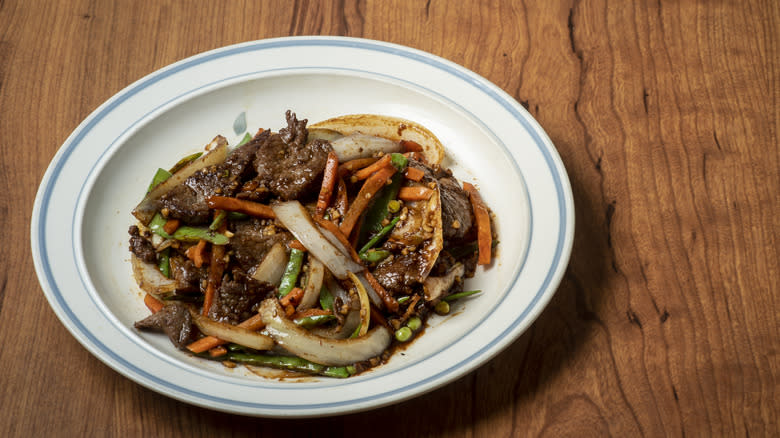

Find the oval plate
[[31, 37, 574, 417]]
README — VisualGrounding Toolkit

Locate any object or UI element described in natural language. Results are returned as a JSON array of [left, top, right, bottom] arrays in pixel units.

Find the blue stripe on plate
[[37, 37, 570, 413]]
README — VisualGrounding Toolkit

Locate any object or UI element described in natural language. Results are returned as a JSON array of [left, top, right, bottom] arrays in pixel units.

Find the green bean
[[171, 226, 229, 245], [225, 353, 352, 378], [148, 212, 173, 238], [395, 326, 413, 342], [443, 290, 482, 302], [294, 314, 337, 328], [227, 211, 249, 221], [168, 152, 203, 174], [158, 248, 171, 278], [359, 249, 391, 264], [146, 168, 172, 193], [319, 285, 334, 311], [397, 296, 411, 305], [358, 216, 401, 255], [434, 300, 450, 315], [390, 152, 408, 171], [209, 210, 227, 230], [236, 132, 252, 147], [350, 323, 362, 339], [278, 248, 304, 297], [358, 173, 403, 246]]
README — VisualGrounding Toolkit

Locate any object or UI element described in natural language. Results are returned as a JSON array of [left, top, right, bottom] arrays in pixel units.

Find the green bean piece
[[434, 300, 450, 315], [294, 314, 337, 328], [397, 296, 410, 305], [443, 290, 483, 302], [390, 152, 408, 171], [148, 213, 173, 239], [225, 353, 351, 378], [168, 152, 203, 174], [227, 211, 249, 221], [171, 226, 230, 245], [236, 132, 252, 147], [395, 326, 413, 342], [278, 249, 304, 297], [350, 323, 362, 339], [359, 249, 391, 264], [358, 216, 401, 255], [158, 248, 171, 278], [209, 210, 227, 230], [147, 168, 173, 193], [406, 316, 422, 331], [319, 285, 334, 311], [357, 173, 403, 246]]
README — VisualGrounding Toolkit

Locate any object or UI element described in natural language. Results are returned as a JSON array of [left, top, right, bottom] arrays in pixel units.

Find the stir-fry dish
[[129, 111, 495, 378]]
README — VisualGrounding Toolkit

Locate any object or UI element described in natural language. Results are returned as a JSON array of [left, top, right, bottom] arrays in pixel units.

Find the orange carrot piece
[[185, 239, 208, 268], [206, 196, 275, 218], [400, 139, 423, 152], [463, 182, 492, 265], [144, 293, 164, 313], [288, 240, 307, 251], [186, 313, 265, 354], [363, 270, 399, 313], [208, 346, 228, 357], [339, 166, 397, 237], [279, 287, 305, 308], [338, 157, 379, 177], [201, 243, 226, 316], [403, 166, 425, 182], [316, 151, 339, 217], [398, 186, 434, 201], [162, 218, 180, 235], [353, 154, 392, 180]]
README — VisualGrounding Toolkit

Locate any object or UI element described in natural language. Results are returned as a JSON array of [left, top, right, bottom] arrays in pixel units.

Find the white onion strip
[[190, 311, 274, 351], [329, 133, 401, 162], [298, 257, 325, 310], [251, 242, 287, 286], [271, 201, 363, 279], [260, 299, 391, 366]]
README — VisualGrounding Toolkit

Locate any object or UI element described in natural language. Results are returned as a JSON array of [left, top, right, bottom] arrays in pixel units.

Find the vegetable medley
[[129, 111, 495, 378]]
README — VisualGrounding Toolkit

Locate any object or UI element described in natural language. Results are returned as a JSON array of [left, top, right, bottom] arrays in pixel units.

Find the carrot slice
[[316, 151, 339, 217], [144, 293, 164, 314], [288, 240, 307, 251], [398, 186, 434, 201], [403, 166, 425, 181], [279, 287, 305, 308], [400, 139, 424, 153], [338, 157, 379, 177], [206, 196, 275, 218], [201, 243, 226, 316], [186, 313, 265, 354], [340, 166, 397, 237], [314, 216, 362, 263], [208, 346, 228, 357], [352, 154, 392, 180], [185, 239, 208, 268], [162, 218, 180, 235], [463, 182, 492, 265]]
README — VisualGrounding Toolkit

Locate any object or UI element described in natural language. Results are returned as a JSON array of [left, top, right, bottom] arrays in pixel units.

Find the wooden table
[[1, 0, 776, 436]]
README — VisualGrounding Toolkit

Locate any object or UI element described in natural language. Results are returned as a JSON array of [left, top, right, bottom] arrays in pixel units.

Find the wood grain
[[1, 0, 776, 436]]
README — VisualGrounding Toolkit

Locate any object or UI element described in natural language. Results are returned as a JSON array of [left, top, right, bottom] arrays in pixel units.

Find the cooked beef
[[134, 302, 199, 349], [170, 256, 206, 292], [228, 218, 293, 272], [207, 270, 276, 324], [372, 252, 429, 295], [157, 139, 261, 224], [438, 175, 473, 241], [128, 225, 157, 263], [253, 112, 332, 200]]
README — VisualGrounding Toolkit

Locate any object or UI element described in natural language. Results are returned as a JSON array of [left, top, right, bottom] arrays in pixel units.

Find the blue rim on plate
[[31, 36, 574, 417]]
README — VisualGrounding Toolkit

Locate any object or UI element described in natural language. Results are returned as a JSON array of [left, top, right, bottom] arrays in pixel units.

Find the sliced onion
[[311, 276, 361, 339], [260, 299, 391, 366], [353, 272, 383, 309], [347, 272, 370, 337], [190, 311, 274, 351], [132, 136, 228, 224], [131, 255, 177, 297], [271, 201, 363, 279], [423, 263, 465, 302], [307, 127, 344, 143], [251, 242, 287, 286], [329, 133, 401, 162], [298, 257, 325, 310]]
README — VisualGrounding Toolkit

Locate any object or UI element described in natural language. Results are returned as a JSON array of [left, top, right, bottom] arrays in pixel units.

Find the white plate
[[31, 37, 573, 417]]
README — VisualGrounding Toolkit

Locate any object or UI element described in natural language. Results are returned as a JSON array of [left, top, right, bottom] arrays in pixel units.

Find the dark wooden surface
[[1, 0, 777, 436]]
